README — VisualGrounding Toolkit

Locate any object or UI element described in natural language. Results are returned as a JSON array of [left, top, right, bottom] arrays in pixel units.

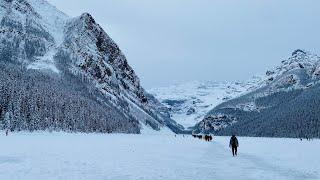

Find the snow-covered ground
[[27, 48, 60, 74], [0, 132, 318, 180], [149, 80, 261, 128]]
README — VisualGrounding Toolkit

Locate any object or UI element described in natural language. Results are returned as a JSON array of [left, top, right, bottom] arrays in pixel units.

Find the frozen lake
[[0, 132, 318, 180]]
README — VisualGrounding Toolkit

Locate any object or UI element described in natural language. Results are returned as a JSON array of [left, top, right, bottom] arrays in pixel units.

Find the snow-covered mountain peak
[[286, 49, 318, 68], [70, 13, 99, 32], [265, 50, 319, 78], [79, 12, 95, 24], [291, 49, 307, 56]]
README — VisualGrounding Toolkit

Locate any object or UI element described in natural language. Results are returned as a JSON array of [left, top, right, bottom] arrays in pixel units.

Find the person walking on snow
[[229, 135, 239, 156]]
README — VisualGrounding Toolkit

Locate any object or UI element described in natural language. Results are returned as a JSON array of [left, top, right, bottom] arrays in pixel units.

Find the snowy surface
[[26, 0, 68, 74], [28, 0, 69, 45], [27, 49, 60, 73], [0, 132, 318, 180], [149, 80, 261, 128]]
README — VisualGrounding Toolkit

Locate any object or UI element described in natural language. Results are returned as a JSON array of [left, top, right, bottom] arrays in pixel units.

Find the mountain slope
[[194, 50, 320, 138], [0, 0, 183, 133]]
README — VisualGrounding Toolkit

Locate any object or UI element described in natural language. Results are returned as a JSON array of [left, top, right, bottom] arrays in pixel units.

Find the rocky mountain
[[194, 50, 320, 138], [0, 0, 183, 133], [149, 79, 261, 129]]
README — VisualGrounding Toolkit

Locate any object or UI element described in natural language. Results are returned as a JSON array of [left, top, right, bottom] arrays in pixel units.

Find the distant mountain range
[[0, 0, 184, 133], [149, 79, 261, 128], [151, 50, 320, 138]]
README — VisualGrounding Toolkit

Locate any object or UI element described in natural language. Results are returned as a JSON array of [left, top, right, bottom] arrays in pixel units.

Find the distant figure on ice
[[229, 135, 239, 156], [5, 129, 9, 136]]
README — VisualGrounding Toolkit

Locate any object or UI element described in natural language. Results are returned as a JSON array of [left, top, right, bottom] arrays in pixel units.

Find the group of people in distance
[[204, 135, 213, 141], [192, 134, 213, 142]]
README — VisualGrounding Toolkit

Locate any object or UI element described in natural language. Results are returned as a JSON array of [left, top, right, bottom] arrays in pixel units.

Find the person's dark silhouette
[[229, 135, 239, 156]]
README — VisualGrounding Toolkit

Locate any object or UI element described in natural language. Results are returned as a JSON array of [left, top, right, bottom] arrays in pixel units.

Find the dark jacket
[[229, 136, 239, 147]]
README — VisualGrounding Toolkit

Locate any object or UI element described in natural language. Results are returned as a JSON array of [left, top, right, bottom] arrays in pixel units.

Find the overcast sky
[[48, 0, 320, 88]]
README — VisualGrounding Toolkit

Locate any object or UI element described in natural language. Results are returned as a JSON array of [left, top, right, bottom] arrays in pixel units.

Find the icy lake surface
[[0, 132, 318, 180]]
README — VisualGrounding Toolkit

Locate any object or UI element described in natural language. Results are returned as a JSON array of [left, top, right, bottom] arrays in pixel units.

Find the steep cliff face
[[0, 0, 183, 133], [60, 13, 147, 104]]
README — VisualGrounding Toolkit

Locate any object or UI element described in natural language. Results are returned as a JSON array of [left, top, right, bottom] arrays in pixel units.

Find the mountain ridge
[[0, 0, 184, 133]]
